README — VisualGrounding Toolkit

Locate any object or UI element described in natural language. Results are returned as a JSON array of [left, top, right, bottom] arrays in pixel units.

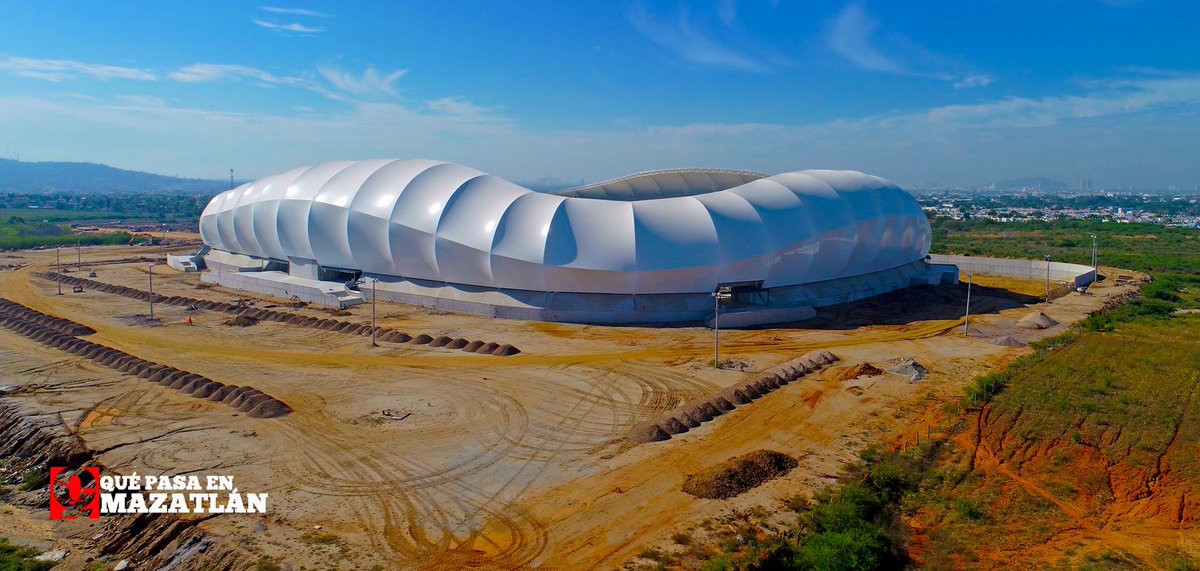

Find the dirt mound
[[411, 334, 434, 345], [886, 358, 928, 382], [447, 338, 469, 349], [991, 335, 1026, 347], [247, 399, 292, 419], [224, 315, 258, 327], [1017, 310, 1059, 330], [477, 342, 500, 354], [208, 385, 236, 401], [627, 421, 671, 443], [658, 415, 689, 435], [430, 336, 453, 347], [492, 344, 521, 356], [719, 386, 751, 405], [681, 450, 798, 499], [676, 411, 701, 428], [709, 396, 736, 412], [831, 362, 886, 381], [463, 340, 484, 352], [681, 403, 712, 423]]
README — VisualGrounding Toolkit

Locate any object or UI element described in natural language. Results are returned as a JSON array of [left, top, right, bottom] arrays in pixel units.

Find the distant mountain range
[[0, 159, 232, 194]]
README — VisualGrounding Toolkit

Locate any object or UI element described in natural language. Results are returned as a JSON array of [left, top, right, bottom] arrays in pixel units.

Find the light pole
[[712, 286, 732, 367], [76, 240, 81, 270], [370, 278, 378, 347], [1044, 254, 1052, 302], [964, 272, 973, 337], [1090, 235, 1098, 270], [55, 247, 62, 295], [148, 263, 155, 322]]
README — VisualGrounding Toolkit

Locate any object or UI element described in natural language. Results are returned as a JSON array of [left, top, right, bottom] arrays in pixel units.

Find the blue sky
[[1, 1, 1198, 188]]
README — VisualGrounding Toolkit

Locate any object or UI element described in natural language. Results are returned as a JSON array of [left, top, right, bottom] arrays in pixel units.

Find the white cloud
[[925, 74, 1200, 128], [627, 3, 771, 73], [953, 74, 995, 89], [260, 6, 329, 18], [0, 56, 157, 82], [827, 3, 905, 74], [318, 65, 407, 97], [3, 67, 1198, 188], [168, 63, 304, 86], [827, 3, 992, 89], [252, 19, 325, 34]]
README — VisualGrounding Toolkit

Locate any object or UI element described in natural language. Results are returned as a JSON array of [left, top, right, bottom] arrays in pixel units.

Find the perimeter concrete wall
[[929, 254, 1097, 288]]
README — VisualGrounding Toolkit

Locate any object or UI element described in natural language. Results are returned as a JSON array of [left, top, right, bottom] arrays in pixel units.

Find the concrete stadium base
[[360, 259, 952, 326], [202, 265, 365, 309], [199, 248, 956, 326]]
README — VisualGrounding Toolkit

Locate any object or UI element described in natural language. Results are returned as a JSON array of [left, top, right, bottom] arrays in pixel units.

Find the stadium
[[195, 159, 952, 324]]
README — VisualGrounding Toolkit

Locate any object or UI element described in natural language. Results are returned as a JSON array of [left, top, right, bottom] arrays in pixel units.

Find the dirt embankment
[[909, 315, 1200, 569], [0, 402, 247, 569]]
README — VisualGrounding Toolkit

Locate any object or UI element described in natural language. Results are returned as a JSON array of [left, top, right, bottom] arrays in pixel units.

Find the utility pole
[[148, 263, 155, 322], [964, 272, 973, 337], [712, 286, 732, 367], [55, 247, 62, 295], [1044, 254, 1052, 302]]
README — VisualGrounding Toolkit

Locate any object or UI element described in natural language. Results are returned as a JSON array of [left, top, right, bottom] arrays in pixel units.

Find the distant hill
[[991, 176, 1068, 191], [0, 158, 231, 194]]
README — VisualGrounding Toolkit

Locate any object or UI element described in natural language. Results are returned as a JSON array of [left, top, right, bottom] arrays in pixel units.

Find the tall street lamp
[[55, 247, 62, 295], [148, 263, 156, 322], [964, 272, 974, 337], [712, 286, 732, 367], [369, 278, 378, 348], [1044, 254, 1052, 302], [1090, 234, 1098, 270]]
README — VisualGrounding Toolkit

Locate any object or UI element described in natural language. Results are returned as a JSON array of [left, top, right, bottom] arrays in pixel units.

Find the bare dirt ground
[[0, 244, 1135, 569]]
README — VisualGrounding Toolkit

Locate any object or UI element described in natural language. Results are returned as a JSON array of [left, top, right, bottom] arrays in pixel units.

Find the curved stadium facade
[[197, 159, 949, 324]]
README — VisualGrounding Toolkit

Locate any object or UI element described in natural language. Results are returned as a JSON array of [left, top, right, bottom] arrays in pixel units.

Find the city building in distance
[[197, 159, 948, 324]]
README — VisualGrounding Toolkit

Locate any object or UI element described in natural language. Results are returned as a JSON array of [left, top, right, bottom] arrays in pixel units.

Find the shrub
[[0, 538, 54, 571], [18, 468, 47, 492], [793, 528, 893, 571]]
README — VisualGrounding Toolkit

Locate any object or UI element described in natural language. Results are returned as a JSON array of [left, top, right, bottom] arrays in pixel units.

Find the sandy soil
[[0, 244, 1133, 569]]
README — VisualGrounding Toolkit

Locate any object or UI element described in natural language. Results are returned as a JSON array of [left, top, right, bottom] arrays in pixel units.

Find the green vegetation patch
[[0, 538, 54, 571]]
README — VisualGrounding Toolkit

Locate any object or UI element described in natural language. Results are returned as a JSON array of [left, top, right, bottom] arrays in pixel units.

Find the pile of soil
[[492, 344, 521, 356], [681, 450, 798, 499], [223, 315, 258, 327], [626, 421, 670, 443], [831, 362, 885, 381], [992, 335, 1026, 347], [1017, 310, 1059, 330], [887, 358, 928, 382]]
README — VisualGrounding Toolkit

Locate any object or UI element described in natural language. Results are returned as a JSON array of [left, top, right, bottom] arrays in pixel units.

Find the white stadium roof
[[199, 159, 931, 295]]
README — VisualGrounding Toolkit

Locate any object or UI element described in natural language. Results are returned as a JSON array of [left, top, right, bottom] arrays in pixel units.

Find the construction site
[[0, 238, 1138, 569]]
